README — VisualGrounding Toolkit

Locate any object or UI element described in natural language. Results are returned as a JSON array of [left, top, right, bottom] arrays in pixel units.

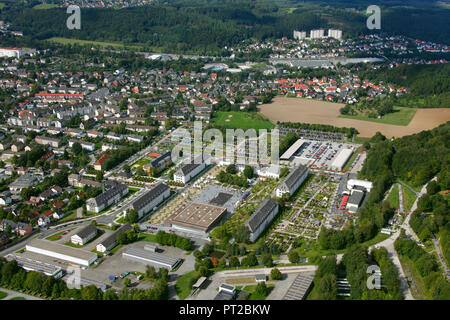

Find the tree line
[[394, 231, 449, 299], [154, 230, 192, 251], [0, 258, 168, 300]]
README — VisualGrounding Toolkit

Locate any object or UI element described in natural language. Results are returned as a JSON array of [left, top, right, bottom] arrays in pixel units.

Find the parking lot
[[290, 139, 358, 170]]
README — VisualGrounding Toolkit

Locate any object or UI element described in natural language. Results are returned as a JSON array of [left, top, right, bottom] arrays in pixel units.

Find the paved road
[[432, 236, 450, 281], [335, 179, 434, 300], [0, 287, 43, 300]]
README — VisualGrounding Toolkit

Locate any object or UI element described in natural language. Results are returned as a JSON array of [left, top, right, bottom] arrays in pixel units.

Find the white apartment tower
[[328, 29, 343, 40], [310, 29, 325, 39], [293, 30, 307, 40]]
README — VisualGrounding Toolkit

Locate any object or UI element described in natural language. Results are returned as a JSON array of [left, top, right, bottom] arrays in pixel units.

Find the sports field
[[213, 111, 275, 130], [259, 97, 450, 138]]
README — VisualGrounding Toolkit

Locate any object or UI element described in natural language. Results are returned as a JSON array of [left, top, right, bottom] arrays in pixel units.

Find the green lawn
[[60, 211, 77, 222], [47, 37, 145, 51], [398, 255, 429, 299], [242, 284, 274, 300], [9, 296, 26, 300], [339, 107, 417, 126], [131, 158, 151, 168], [386, 184, 400, 209], [109, 243, 123, 255], [0, 291, 7, 299], [138, 233, 158, 243], [402, 185, 418, 211], [213, 111, 275, 130], [351, 136, 371, 144], [33, 4, 58, 9], [175, 270, 201, 300], [45, 231, 67, 241]]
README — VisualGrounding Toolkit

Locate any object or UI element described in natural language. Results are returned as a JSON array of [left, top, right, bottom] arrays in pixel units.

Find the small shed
[[255, 274, 266, 282], [144, 244, 158, 252], [192, 276, 207, 290]]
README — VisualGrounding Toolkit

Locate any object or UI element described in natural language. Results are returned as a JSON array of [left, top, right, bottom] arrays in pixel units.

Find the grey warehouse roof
[[150, 151, 171, 168], [90, 182, 128, 207], [122, 247, 181, 269], [98, 224, 133, 248], [26, 239, 97, 261], [179, 163, 202, 176], [245, 198, 279, 233], [283, 165, 308, 190], [73, 224, 97, 239], [348, 190, 364, 206], [131, 183, 169, 212]]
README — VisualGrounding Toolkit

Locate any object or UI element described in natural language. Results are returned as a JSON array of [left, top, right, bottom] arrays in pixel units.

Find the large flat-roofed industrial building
[[347, 179, 373, 192], [331, 148, 353, 171], [280, 139, 305, 161], [122, 247, 181, 270], [6, 254, 64, 279], [168, 202, 227, 236], [25, 239, 98, 267], [245, 198, 279, 242], [276, 165, 308, 198]]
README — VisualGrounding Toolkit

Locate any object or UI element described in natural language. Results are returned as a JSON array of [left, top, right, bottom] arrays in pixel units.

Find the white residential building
[[276, 165, 308, 198]]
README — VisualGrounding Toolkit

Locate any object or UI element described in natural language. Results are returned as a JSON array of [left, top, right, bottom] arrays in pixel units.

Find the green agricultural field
[[339, 107, 417, 126], [213, 111, 275, 130], [387, 184, 400, 209], [33, 4, 58, 9], [47, 37, 144, 51], [138, 233, 158, 243]]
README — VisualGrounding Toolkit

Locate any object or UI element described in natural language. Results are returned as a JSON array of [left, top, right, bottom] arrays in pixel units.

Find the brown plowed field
[[259, 97, 450, 138]]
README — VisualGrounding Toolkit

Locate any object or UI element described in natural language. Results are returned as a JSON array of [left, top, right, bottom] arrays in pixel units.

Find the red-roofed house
[[94, 154, 110, 171]]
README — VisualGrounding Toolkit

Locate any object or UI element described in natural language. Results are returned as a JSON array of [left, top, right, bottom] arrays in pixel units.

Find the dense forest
[[310, 246, 403, 300], [0, 0, 449, 54], [361, 122, 450, 188]]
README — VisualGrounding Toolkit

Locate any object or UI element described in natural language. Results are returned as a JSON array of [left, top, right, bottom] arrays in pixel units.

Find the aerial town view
[[0, 0, 448, 314]]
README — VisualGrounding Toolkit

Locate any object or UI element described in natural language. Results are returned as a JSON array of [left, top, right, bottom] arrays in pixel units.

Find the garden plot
[[266, 175, 340, 249], [221, 178, 279, 236]]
